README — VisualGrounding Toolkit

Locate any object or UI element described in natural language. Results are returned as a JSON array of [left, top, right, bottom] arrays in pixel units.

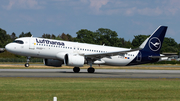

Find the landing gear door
[[29, 38, 35, 50]]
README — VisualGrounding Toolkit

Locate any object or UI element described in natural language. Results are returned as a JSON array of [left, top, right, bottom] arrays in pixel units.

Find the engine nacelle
[[64, 54, 84, 67], [56, 52, 67, 60], [43, 59, 63, 67]]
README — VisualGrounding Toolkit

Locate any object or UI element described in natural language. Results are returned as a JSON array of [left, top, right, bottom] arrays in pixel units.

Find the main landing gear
[[87, 60, 95, 73], [73, 60, 95, 73], [73, 67, 80, 73], [73, 66, 95, 73], [87, 67, 95, 73], [73, 67, 95, 73], [25, 56, 31, 67]]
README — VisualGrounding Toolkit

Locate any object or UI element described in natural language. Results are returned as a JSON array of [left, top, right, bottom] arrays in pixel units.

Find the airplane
[[5, 26, 169, 73]]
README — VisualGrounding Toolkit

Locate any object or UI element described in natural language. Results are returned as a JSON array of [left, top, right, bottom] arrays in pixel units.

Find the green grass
[[0, 78, 180, 101]]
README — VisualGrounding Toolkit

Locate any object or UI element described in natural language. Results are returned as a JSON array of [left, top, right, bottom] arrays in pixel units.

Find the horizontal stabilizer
[[149, 55, 177, 59]]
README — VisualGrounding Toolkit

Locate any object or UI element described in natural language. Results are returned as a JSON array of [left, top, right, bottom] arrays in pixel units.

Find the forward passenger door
[[29, 38, 35, 50]]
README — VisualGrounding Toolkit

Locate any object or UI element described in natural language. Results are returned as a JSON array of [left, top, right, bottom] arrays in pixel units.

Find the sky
[[1, 0, 180, 43]]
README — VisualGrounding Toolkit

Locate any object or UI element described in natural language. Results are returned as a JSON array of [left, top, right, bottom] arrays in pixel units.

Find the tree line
[[0, 27, 180, 56]]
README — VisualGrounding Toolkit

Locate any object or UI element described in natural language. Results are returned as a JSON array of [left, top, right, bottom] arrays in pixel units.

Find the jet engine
[[64, 54, 84, 67], [43, 59, 63, 67]]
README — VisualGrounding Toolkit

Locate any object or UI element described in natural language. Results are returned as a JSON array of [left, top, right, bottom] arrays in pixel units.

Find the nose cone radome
[[5, 43, 13, 52]]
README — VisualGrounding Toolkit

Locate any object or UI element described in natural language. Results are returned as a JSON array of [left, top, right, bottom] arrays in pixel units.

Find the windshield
[[13, 40, 24, 44]]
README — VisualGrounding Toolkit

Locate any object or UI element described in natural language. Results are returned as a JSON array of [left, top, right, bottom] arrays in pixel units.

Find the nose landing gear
[[25, 56, 31, 67], [25, 63, 29, 67]]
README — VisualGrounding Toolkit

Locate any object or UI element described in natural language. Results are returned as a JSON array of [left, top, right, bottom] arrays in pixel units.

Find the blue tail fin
[[139, 26, 168, 54]]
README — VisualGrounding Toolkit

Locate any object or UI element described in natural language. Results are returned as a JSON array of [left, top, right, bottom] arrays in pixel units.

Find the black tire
[[87, 67, 95, 73], [73, 67, 80, 73], [25, 63, 29, 67]]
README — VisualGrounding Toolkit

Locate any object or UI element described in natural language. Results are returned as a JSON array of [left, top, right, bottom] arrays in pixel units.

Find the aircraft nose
[[5, 43, 13, 52]]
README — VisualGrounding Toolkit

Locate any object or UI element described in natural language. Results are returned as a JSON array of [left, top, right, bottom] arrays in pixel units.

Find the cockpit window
[[13, 40, 24, 44]]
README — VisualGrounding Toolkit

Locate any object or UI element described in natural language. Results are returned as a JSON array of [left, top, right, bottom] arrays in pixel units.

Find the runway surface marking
[[1, 69, 180, 78]]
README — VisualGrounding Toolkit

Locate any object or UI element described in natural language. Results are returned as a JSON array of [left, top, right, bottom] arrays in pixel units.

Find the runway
[[1, 69, 180, 78]]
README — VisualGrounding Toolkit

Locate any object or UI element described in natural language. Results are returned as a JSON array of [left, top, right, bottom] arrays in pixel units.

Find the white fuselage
[[5, 37, 139, 66]]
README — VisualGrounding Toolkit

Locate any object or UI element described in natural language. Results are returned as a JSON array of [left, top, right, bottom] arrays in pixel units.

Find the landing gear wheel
[[25, 56, 31, 68], [25, 63, 29, 67], [73, 67, 80, 73], [87, 67, 95, 73]]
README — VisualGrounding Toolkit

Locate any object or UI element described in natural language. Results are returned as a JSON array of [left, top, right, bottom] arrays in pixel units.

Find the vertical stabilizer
[[139, 26, 167, 54]]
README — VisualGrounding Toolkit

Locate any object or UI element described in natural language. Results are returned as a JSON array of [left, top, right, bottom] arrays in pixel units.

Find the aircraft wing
[[80, 48, 141, 59]]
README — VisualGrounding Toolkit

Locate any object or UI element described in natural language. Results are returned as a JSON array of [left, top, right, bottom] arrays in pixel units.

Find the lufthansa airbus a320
[[5, 26, 169, 73]]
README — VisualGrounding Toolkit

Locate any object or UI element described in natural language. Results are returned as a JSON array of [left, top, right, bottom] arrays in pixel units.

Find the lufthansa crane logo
[[149, 37, 161, 51]]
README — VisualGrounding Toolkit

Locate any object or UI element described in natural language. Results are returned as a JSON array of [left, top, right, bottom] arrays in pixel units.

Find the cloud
[[123, 0, 180, 16], [80, 0, 89, 4], [4, 0, 15, 10], [137, 7, 163, 16], [3, 0, 44, 10], [4, 0, 180, 17], [125, 7, 137, 16], [164, 0, 180, 15], [89, 0, 110, 14], [81, 0, 180, 16]]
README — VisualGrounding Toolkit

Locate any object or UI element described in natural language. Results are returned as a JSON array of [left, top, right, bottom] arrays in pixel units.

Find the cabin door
[[29, 38, 35, 50]]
